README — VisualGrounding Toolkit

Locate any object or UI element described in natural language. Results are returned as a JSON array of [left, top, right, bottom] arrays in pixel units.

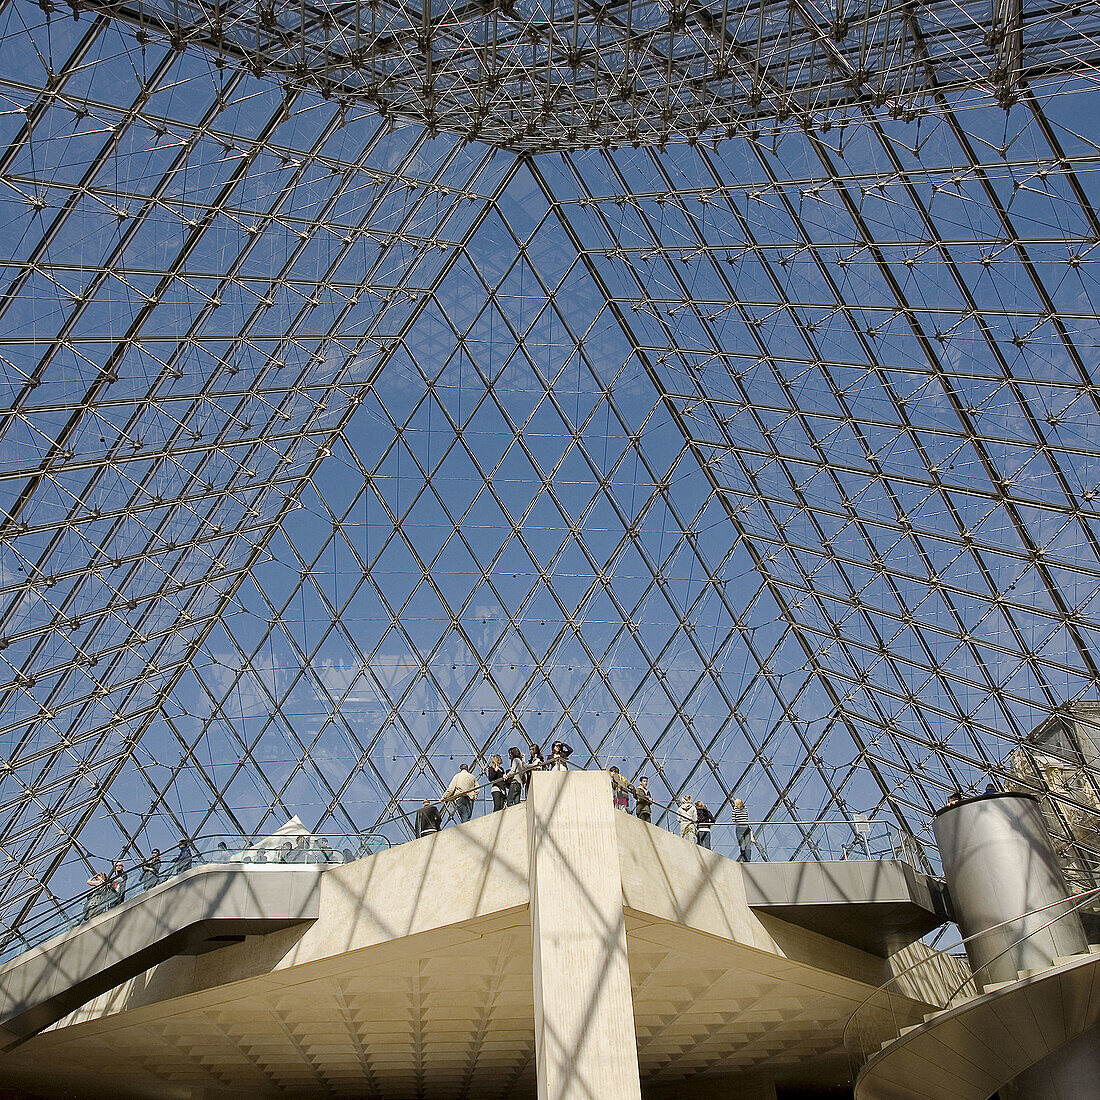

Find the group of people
[[269, 837, 346, 864], [81, 832, 362, 922], [414, 747, 757, 861], [674, 795, 715, 849], [83, 749, 759, 916], [416, 741, 576, 835], [619, 773, 752, 860], [944, 782, 999, 809], [81, 839, 195, 922]]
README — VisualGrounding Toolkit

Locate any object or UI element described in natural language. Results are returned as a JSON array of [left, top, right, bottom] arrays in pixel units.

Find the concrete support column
[[933, 792, 1088, 986], [528, 769, 642, 1100]]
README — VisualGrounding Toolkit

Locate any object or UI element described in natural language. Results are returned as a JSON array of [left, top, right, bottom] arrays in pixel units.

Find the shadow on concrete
[[0, 865, 321, 1050]]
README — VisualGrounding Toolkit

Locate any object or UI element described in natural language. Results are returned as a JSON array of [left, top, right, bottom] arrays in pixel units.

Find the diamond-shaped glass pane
[[1, 0, 1099, 940]]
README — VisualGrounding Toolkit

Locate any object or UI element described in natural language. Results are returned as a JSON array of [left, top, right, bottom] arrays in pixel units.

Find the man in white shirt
[[444, 763, 479, 824]]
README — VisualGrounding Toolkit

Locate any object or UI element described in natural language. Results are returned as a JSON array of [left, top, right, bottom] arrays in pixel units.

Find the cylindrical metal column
[[1000, 1020, 1100, 1100], [933, 792, 1088, 986]]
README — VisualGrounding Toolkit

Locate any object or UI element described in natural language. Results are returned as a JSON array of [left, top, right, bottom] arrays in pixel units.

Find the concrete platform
[[743, 859, 948, 956], [0, 775, 951, 1100], [0, 865, 322, 1050]]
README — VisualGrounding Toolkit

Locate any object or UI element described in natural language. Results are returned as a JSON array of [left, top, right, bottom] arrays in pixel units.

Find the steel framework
[[0, 0, 1098, 944], [65, 0, 1100, 150]]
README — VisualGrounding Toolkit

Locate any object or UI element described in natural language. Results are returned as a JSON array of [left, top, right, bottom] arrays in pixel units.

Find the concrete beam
[[645, 1075, 777, 1100], [528, 770, 642, 1100]]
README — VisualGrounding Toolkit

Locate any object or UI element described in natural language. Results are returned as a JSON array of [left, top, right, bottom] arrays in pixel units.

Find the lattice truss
[[0, 0, 1098, 940], [64, 0, 1100, 152]]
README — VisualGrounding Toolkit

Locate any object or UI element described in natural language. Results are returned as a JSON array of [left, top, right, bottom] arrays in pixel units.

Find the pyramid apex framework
[[69, 0, 1100, 152]]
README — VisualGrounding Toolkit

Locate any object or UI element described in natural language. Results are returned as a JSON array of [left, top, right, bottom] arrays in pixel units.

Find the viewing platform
[[0, 772, 950, 1100]]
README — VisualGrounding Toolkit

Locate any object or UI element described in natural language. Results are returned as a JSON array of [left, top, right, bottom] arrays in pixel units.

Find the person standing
[[139, 850, 161, 890], [487, 754, 506, 813], [732, 798, 752, 861], [548, 741, 573, 770], [416, 798, 442, 837], [106, 859, 127, 906], [505, 747, 525, 806], [82, 871, 111, 922], [634, 777, 653, 823], [677, 794, 697, 842], [695, 801, 713, 849], [444, 762, 478, 823], [609, 767, 631, 812], [172, 839, 195, 876], [524, 745, 545, 796]]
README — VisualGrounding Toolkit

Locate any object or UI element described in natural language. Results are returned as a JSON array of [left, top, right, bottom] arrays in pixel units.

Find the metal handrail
[[707, 819, 921, 864], [842, 885, 1100, 1073], [0, 778, 921, 965], [0, 830, 390, 966]]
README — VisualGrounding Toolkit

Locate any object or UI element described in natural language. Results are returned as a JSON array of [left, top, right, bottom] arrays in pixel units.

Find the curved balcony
[[847, 890, 1100, 1099]]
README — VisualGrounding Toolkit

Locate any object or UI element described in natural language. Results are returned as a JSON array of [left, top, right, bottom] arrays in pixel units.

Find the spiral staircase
[[855, 943, 1100, 1100]]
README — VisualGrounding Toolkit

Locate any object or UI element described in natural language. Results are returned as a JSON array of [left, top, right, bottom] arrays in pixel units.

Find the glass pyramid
[[1, 0, 1099, 939]]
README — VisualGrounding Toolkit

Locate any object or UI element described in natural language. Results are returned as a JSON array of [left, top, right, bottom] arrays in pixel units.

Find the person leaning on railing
[[524, 744, 545, 794], [487, 754, 506, 812], [695, 801, 713, 849], [547, 741, 573, 770], [416, 798, 443, 837], [443, 762, 479, 823], [81, 872, 112, 922], [106, 859, 127, 906], [634, 777, 653, 822], [171, 838, 195, 876], [609, 766, 632, 812], [677, 794, 697, 840]]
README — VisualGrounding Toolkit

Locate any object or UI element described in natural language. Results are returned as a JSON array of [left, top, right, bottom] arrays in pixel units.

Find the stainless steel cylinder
[[933, 792, 1088, 986]]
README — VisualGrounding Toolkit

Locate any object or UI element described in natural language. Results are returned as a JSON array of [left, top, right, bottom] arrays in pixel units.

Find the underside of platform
[[0, 774, 952, 1100]]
